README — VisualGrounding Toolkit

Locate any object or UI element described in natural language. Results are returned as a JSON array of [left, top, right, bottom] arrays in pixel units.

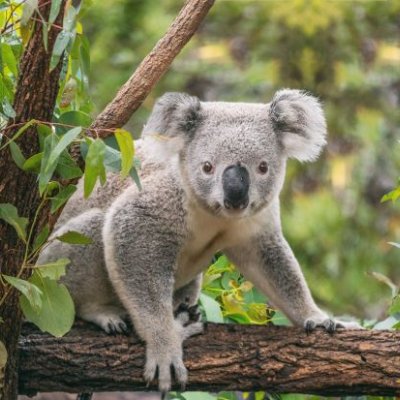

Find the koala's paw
[[144, 346, 187, 394], [175, 304, 203, 340], [174, 303, 202, 325], [97, 314, 129, 335], [304, 316, 362, 333]]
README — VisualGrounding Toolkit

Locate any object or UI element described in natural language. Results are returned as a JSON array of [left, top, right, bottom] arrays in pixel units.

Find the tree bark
[[0, 2, 66, 399], [18, 322, 400, 396]]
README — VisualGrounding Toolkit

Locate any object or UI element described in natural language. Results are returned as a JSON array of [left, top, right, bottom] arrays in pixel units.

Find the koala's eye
[[258, 161, 268, 174], [202, 162, 214, 174]]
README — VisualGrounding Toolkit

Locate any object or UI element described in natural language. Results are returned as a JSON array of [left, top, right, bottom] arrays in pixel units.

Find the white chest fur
[[174, 203, 272, 289]]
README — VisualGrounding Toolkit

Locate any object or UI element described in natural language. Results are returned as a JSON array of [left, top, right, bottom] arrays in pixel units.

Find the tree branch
[[91, 0, 215, 136], [18, 322, 400, 396]]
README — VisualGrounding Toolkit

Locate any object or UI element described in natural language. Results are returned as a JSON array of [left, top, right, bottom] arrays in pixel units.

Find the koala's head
[[143, 90, 327, 218]]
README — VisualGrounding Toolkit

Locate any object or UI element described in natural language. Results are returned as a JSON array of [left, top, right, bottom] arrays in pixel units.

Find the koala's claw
[[304, 317, 337, 334], [143, 351, 188, 393], [100, 316, 128, 335], [304, 315, 363, 334]]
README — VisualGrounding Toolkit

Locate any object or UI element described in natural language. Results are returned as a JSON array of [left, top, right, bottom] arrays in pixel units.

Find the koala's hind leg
[[37, 208, 126, 334]]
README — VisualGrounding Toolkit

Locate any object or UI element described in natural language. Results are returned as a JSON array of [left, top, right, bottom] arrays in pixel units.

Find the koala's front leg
[[226, 234, 359, 332], [103, 204, 202, 393]]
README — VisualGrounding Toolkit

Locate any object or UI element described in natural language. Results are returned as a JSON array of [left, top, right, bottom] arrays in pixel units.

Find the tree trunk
[[18, 322, 400, 396], [0, 2, 66, 398]]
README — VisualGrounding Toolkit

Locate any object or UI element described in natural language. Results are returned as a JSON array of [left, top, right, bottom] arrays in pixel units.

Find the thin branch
[[91, 0, 215, 136]]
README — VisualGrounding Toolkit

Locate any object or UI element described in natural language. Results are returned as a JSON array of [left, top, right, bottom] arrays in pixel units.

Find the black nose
[[222, 164, 250, 210]]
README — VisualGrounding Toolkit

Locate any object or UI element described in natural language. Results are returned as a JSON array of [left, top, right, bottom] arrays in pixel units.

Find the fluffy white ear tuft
[[269, 89, 327, 162], [141, 92, 202, 161]]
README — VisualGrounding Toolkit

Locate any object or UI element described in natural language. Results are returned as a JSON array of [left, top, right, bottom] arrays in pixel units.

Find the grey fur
[[38, 89, 359, 393]]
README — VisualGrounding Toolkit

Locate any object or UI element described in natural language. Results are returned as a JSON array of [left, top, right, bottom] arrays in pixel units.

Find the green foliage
[[201, 255, 271, 325], [0, 0, 140, 339], [20, 272, 75, 337], [0, 203, 28, 242]]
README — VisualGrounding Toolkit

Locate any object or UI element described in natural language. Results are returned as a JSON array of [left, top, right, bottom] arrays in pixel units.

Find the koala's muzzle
[[222, 164, 250, 210]]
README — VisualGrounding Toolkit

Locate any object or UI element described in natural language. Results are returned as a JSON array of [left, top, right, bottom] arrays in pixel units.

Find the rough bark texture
[[0, 2, 66, 399], [90, 0, 215, 136], [18, 322, 400, 396]]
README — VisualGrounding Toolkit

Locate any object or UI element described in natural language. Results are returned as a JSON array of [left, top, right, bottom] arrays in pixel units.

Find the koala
[[38, 89, 360, 394]]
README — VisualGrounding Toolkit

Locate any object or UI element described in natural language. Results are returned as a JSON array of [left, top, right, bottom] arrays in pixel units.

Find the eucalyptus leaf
[[32, 224, 50, 253], [84, 138, 106, 198], [115, 128, 134, 177], [39, 133, 59, 195], [46, 127, 81, 170], [9, 141, 26, 169], [55, 151, 83, 179], [23, 152, 43, 172], [0, 203, 28, 241], [199, 293, 224, 323], [20, 273, 75, 337], [2, 274, 42, 311], [1, 43, 18, 76], [50, 184, 77, 213], [50, 30, 74, 71], [34, 258, 70, 280], [21, 0, 38, 26], [49, 0, 62, 24]]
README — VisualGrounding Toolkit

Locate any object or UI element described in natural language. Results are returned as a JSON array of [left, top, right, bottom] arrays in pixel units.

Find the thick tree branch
[[91, 0, 215, 136], [19, 322, 400, 396]]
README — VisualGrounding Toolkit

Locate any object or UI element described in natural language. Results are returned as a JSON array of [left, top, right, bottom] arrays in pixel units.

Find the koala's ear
[[269, 89, 327, 162], [142, 92, 202, 153]]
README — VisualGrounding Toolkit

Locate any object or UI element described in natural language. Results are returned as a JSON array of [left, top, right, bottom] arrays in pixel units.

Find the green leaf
[[55, 151, 83, 179], [39, 133, 59, 195], [55, 230, 93, 245], [9, 141, 26, 169], [115, 128, 134, 177], [181, 392, 217, 400], [46, 127, 81, 171], [49, 0, 62, 24], [0, 203, 28, 241], [129, 167, 142, 190], [0, 340, 7, 370], [1, 43, 18, 76], [381, 187, 400, 203], [34, 258, 70, 280], [22, 152, 43, 172], [50, 30, 74, 71], [20, 273, 75, 337], [58, 111, 91, 132], [32, 224, 50, 253], [2, 274, 42, 311], [21, 0, 38, 26], [84, 138, 106, 198], [50, 184, 77, 213], [0, 119, 37, 151], [104, 144, 121, 171], [199, 293, 224, 323]]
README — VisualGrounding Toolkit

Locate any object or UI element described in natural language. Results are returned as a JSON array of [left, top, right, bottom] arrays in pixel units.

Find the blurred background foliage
[[81, 0, 400, 321]]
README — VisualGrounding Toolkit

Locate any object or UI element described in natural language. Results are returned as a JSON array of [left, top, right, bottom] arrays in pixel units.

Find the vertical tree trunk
[[0, 2, 66, 398]]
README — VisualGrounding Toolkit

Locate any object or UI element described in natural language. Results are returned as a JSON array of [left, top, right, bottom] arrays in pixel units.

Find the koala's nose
[[222, 164, 250, 210]]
